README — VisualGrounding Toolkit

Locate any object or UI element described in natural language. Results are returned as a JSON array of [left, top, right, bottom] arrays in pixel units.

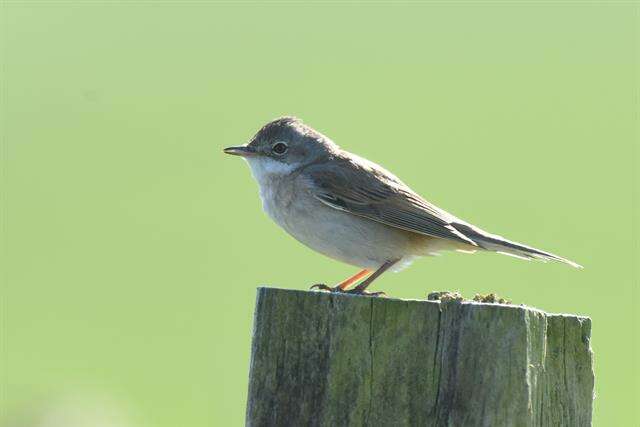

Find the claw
[[310, 283, 341, 292], [344, 289, 387, 297], [368, 291, 387, 297], [310, 283, 386, 296]]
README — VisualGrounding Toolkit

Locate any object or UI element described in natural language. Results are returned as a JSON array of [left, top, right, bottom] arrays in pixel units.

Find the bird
[[224, 117, 581, 295]]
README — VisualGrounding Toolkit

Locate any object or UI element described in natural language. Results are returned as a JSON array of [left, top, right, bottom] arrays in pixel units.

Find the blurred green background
[[1, 2, 637, 426]]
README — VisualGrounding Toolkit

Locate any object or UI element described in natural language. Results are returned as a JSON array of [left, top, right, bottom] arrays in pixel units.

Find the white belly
[[261, 184, 421, 271]]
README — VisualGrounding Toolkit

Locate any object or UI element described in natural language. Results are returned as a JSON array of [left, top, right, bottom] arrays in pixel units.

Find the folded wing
[[302, 156, 477, 246]]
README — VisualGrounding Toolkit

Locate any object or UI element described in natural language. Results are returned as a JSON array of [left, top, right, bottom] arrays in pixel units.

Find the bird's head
[[224, 117, 338, 180]]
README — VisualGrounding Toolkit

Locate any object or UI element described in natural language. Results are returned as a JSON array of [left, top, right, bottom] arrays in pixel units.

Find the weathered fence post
[[246, 287, 594, 426]]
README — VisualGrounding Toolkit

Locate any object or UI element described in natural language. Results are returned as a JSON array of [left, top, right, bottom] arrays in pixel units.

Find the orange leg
[[336, 269, 371, 290]]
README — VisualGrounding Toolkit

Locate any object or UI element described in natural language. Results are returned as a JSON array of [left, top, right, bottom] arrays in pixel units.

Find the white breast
[[243, 157, 427, 271], [243, 157, 291, 211]]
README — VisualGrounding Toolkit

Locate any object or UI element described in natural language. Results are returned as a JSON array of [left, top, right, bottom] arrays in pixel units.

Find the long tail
[[452, 222, 582, 269]]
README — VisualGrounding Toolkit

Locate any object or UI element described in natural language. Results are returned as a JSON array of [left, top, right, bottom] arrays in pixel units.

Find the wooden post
[[246, 287, 594, 427]]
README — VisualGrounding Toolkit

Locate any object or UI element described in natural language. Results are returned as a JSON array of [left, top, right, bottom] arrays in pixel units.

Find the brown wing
[[302, 156, 477, 246]]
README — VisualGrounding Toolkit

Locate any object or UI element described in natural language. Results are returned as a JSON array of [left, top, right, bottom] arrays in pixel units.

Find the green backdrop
[[2, 2, 638, 426]]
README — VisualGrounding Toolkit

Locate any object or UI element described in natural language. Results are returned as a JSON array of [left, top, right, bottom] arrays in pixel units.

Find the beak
[[223, 145, 257, 157]]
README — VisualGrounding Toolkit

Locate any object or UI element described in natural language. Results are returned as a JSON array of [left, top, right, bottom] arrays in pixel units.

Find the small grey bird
[[224, 117, 581, 295]]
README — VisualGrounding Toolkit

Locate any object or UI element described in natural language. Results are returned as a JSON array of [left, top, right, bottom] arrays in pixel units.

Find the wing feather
[[302, 157, 476, 246]]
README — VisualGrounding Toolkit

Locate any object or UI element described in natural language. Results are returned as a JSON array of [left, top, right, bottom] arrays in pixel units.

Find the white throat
[[244, 156, 296, 185], [243, 156, 297, 222]]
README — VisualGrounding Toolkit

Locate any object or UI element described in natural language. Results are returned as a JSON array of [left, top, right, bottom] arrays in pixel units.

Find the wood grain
[[246, 288, 594, 427]]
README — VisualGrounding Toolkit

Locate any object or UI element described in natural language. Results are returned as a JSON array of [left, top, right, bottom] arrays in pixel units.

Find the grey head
[[224, 117, 340, 178]]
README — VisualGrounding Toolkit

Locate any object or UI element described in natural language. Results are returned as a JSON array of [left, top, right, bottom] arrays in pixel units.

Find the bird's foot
[[343, 288, 386, 297], [309, 283, 385, 297], [309, 283, 343, 292]]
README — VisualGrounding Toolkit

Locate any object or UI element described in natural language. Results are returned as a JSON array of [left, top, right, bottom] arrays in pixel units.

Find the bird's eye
[[272, 142, 288, 155]]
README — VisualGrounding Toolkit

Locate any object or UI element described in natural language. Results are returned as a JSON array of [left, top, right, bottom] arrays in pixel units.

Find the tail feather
[[451, 222, 582, 269]]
